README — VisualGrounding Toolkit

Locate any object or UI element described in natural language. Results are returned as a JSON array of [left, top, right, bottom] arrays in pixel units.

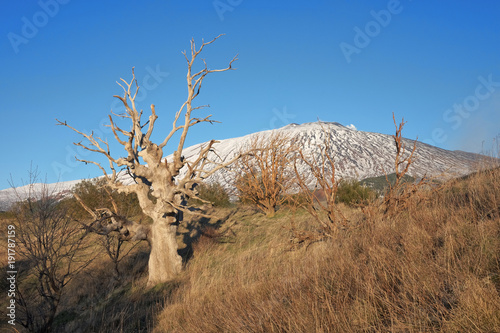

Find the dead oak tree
[[57, 35, 239, 287]]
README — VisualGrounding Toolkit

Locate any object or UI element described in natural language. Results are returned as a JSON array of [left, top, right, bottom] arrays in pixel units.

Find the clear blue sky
[[1, 0, 499, 190]]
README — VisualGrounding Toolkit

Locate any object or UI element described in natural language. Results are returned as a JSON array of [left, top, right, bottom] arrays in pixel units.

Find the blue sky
[[1, 0, 499, 190]]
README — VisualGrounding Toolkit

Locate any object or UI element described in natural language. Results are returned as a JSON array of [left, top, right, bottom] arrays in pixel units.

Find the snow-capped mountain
[[178, 121, 480, 184], [0, 122, 482, 211]]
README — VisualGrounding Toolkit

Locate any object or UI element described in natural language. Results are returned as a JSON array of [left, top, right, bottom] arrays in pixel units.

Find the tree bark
[[147, 219, 182, 287]]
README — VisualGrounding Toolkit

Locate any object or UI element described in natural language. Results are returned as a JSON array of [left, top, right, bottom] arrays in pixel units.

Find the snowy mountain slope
[[0, 122, 482, 210], [0, 180, 83, 212], [175, 121, 480, 186], [0, 173, 133, 212]]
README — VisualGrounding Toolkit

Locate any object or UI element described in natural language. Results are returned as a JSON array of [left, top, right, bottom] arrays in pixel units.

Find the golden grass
[[1, 165, 499, 332], [155, 166, 500, 332]]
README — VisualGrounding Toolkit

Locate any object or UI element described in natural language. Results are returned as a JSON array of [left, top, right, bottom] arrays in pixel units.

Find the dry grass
[[156, 166, 500, 333], [1, 165, 499, 332]]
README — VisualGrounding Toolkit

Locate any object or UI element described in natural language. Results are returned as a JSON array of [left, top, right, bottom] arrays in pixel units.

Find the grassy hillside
[[1, 165, 500, 332]]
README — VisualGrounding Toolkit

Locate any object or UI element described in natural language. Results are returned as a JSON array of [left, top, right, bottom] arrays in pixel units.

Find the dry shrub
[[381, 114, 431, 216], [7, 170, 96, 333], [235, 132, 298, 217], [293, 128, 349, 237]]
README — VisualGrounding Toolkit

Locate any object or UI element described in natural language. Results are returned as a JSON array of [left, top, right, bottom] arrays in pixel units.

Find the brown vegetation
[[156, 164, 500, 333], [2, 161, 500, 332], [382, 113, 429, 215], [8, 174, 95, 333], [235, 132, 297, 217], [293, 126, 349, 237]]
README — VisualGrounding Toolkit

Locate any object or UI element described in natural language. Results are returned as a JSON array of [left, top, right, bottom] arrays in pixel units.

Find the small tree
[[57, 35, 240, 287], [62, 178, 143, 219], [234, 132, 297, 217], [293, 125, 348, 236], [383, 113, 427, 214], [11, 170, 93, 333], [192, 181, 231, 207]]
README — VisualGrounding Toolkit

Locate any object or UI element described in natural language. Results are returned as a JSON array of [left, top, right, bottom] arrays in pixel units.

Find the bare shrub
[[234, 132, 297, 217], [382, 113, 429, 215], [62, 178, 145, 282], [293, 127, 348, 236], [72, 182, 146, 284]]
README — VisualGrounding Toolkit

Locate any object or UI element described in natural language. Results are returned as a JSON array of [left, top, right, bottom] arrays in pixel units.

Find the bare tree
[[57, 35, 240, 287], [293, 126, 348, 237], [11, 169, 93, 333], [234, 132, 297, 217], [383, 113, 426, 215]]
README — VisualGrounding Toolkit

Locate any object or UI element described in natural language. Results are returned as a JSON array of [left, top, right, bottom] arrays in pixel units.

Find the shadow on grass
[[177, 207, 238, 265]]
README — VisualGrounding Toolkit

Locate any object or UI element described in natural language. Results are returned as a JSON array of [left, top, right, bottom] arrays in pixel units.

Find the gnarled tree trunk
[[58, 35, 241, 287]]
